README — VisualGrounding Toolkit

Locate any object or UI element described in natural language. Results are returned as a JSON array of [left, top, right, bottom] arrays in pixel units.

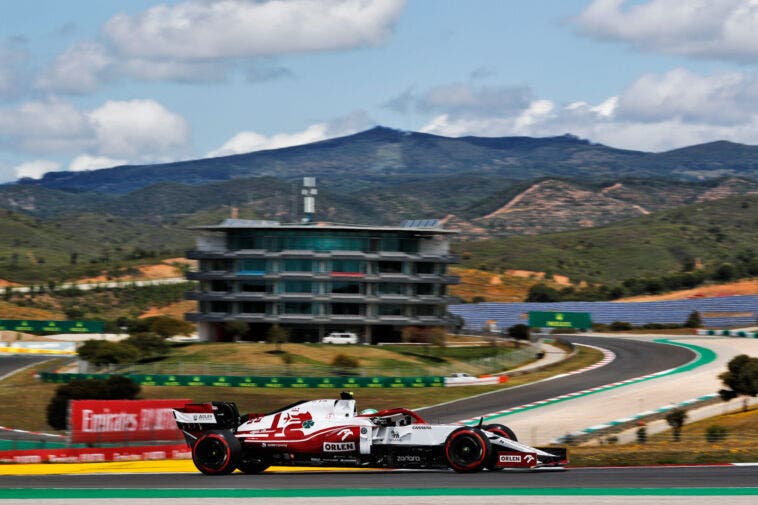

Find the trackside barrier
[[39, 372, 447, 388], [697, 329, 758, 338], [0, 443, 190, 464]]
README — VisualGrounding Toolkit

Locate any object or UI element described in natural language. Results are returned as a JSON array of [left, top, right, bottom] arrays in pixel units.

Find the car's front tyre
[[444, 427, 491, 473]]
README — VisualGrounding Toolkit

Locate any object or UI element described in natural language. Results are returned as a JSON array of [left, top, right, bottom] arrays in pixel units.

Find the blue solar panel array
[[449, 295, 758, 330]]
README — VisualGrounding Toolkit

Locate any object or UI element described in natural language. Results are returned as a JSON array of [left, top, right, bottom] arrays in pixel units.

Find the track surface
[[0, 355, 50, 379], [418, 336, 695, 423], [0, 466, 755, 489]]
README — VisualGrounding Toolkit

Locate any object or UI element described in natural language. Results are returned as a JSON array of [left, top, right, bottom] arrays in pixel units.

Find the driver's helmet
[[360, 408, 378, 415]]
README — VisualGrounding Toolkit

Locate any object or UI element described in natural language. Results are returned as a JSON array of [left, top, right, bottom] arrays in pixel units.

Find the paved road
[[418, 336, 695, 424], [0, 465, 754, 489]]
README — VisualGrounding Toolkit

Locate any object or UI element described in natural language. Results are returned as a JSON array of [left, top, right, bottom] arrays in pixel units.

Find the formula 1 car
[[173, 393, 567, 475]]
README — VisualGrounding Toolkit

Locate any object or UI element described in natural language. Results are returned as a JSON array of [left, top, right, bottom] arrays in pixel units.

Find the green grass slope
[[456, 195, 758, 285]]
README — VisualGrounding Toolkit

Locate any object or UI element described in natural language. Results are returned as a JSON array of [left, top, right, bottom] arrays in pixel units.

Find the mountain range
[[0, 126, 757, 282]]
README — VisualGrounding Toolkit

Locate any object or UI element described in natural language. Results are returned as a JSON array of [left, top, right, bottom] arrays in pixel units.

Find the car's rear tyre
[[484, 423, 517, 441], [444, 427, 491, 473], [192, 430, 240, 475], [483, 423, 517, 471]]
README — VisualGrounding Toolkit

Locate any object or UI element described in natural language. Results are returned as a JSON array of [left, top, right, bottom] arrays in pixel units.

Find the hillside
[[11, 127, 758, 196], [456, 195, 758, 285]]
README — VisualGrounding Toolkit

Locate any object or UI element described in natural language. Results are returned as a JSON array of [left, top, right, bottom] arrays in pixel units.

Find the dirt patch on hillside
[[76, 258, 195, 284], [140, 300, 197, 319], [620, 279, 758, 302], [0, 279, 21, 287], [505, 269, 572, 286]]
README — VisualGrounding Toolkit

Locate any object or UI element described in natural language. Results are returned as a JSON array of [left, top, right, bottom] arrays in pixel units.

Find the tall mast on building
[[302, 177, 316, 223]]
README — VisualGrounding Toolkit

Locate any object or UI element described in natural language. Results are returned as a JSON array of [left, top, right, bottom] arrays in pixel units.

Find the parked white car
[[322, 332, 359, 344]]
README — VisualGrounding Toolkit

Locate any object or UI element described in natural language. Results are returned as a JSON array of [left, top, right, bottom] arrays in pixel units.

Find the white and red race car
[[173, 393, 567, 475]]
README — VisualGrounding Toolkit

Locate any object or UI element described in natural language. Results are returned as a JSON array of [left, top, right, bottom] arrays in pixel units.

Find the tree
[[266, 324, 288, 351], [684, 310, 702, 328], [665, 408, 687, 442], [224, 320, 249, 341], [718, 354, 758, 405], [147, 316, 194, 338], [77, 340, 140, 366], [507, 324, 531, 341], [46, 376, 140, 430], [124, 333, 170, 358], [525, 284, 561, 302]]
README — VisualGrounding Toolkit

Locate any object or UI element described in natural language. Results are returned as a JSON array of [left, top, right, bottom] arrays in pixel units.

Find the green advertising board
[[39, 372, 446, 388], [528, 311, 592, 329], [0, 320, 104, 333]]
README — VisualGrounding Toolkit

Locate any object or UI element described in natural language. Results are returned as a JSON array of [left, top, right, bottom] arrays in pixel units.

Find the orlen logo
[[323, 442, 355, 452], [499, 454, 522, 463]]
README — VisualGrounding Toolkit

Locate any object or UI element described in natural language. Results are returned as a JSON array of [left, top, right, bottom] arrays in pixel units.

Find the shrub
[[684, 310, 703, 328], [77, 340, 140, 366], [665, 408, 688, 442], [525, 284, 561, 302], [331, 353, 359, 369], [146, 316, 194, 338], [266, 324, 288, 351], [507, 324, 531, 341], [609, 321, 633, 331], [46, 376, 140, 430], [123, 333, 170, 359], [704, 425, 728, 443]]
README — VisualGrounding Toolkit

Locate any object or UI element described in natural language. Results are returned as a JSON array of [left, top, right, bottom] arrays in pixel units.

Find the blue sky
[[2, 0, 758, 182]]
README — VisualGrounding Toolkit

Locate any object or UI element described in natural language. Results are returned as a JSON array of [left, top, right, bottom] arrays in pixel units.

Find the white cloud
[[208, 111, 373, 157], [418, 69, 758, 152], [386, 83, 532, 116], [69, 154, 127, 172], [575, 0, 758, 62], [0, 98, 191, 160], [104, 0, 405, 60], [87, 99, 191, 158], [13, 159, 61, 180], [35, 42, 112, 94]]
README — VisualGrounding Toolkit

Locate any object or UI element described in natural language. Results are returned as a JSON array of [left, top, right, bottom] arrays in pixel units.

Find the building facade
[[185, 219, 459, 343]]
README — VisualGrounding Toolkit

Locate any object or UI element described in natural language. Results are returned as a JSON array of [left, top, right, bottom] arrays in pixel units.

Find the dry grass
[[0, 300, 62, 320], [570, 405, 758, 466], [449, 267, 567, 303]]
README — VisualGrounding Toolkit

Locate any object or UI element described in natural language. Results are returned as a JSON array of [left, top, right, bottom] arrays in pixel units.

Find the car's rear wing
[[173, 401, 241, 441]]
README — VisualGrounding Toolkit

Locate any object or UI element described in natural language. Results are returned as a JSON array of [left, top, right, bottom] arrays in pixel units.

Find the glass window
[[211, 280, 231, 292], [210, 301, 230, 313], [331, 260, 363, 273], [283, 281, 312, 293], [331, 281, 361, 294], [415, 283, 434, 295], [204, 259, 232, 271], [415, 262, 435, 274], [241, 302, 266, 314], [239, 258, 266, 273], [378, 261, 403, 274], [415, 305, 436, 316], [378, 283, 407, 295], [240, 281, 268, 293], [281, 302, 313, 314], [378, 304, 405, 316], [331, 303, 362, 315], [283, 258, 312, 272]]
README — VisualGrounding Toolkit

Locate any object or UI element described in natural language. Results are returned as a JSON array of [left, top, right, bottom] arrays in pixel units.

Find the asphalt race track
[[0, 355, 51, 379], [418, 335, 695, 423], [0, 465, 755, 489]]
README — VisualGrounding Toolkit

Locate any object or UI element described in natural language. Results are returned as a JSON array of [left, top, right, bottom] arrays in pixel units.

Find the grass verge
[[569, 405, 758, 466]]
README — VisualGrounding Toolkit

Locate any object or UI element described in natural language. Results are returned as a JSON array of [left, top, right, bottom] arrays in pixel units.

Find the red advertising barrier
[[0, 444, 190, 464], [69, 399, 190, 443]]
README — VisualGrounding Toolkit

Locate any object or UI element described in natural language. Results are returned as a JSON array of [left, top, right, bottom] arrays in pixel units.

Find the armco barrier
[[0, 443, 189, 464], [39, 372, 445, 388]]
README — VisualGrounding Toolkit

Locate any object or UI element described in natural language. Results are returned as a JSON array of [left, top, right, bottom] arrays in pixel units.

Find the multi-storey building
[[185, 219, 459, 343]]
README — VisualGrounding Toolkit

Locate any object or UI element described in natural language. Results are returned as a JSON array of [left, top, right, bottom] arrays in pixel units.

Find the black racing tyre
[[443, 427, 491, 473], [484, 423, 517, 442], [236, 454, 271, 474], [192, 430, 241, 475]]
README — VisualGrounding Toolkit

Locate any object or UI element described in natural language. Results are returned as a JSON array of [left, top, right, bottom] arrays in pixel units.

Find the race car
[[172, 393, 567, 475]]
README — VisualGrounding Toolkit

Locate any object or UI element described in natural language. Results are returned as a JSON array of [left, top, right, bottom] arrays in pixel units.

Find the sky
[[2, 0, 758, 183]]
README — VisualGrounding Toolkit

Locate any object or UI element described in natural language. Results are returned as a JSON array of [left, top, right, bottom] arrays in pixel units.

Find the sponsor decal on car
[[395, 455, 422, 463], [496, 451, 537, 468], [323, 442, 356, 452], [412, 425, 431, 430]]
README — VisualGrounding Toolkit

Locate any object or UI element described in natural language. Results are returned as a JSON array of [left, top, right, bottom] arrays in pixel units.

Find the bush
[[77, 340, 140, 366], [123, 333, 170, 359], [507, 324, 531, 341], [525, 284, 561, 302], [146, 316, 194, 338], [665, 408, 688, 442], [266, 324, 288, 351], [704, 425, 728, 443], [46, 376, 140, 430], [609, 321, 633, 331], [684, 310, 703, 328], [331, 353, 359, 369]]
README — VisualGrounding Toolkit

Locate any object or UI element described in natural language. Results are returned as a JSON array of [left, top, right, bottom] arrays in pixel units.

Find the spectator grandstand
[[448, 295, 758, 331]]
